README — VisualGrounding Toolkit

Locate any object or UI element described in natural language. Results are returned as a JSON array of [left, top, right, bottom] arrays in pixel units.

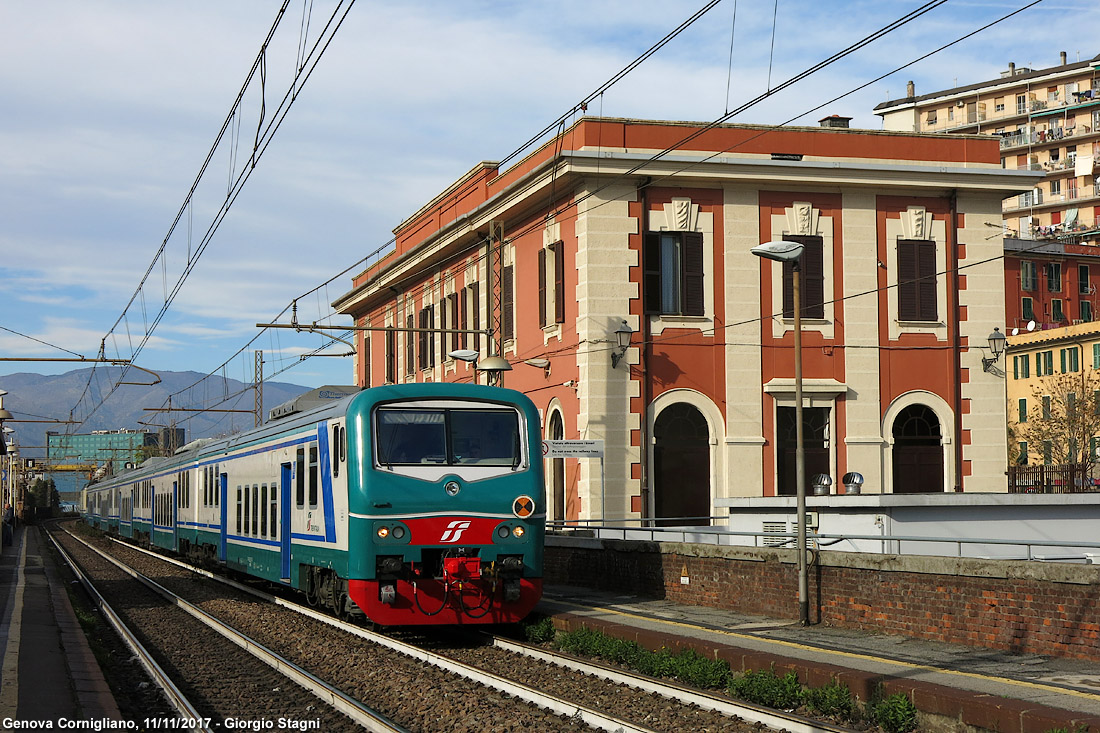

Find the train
[[82, 383, 545, 626]]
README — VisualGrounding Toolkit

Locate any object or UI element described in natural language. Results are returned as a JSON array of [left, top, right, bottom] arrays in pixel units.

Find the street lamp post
[[752, 240, 810, 627]]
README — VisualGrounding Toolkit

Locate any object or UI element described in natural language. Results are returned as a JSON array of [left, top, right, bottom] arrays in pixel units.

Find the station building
[[333, 117, 1040, 523]]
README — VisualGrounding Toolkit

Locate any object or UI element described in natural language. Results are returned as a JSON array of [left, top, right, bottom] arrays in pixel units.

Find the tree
[[1018, 369, 1100, 479], [26, 477, 59, 512]]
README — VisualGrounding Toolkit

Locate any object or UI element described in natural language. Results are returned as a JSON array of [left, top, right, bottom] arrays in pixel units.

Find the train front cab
[[344, 385, 545, 626]]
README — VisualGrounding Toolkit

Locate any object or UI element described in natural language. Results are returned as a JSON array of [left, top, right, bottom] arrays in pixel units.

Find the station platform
[[0, 523, 120, 723], [539, 585, 1100, 733]]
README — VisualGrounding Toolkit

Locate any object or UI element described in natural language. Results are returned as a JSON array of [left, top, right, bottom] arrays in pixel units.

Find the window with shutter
[[405, 314, 415, 375], [781, 235, 824, 319], [384, 328, 395, 384], [439, 297, 448, 364], [898, 239, 937, 321], [643, 231, 705, 316], [537, 248, 547, 328], [448, 292, 459, 351], [470, 282, 480, 351], [417, 308, 429, 370], [502, 264, 514, 341], [554, 241, 565, 323], [459, 287, 469, 350]]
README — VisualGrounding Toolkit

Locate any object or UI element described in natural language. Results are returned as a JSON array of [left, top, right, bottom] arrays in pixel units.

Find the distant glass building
[[45, 427, 186, 500]]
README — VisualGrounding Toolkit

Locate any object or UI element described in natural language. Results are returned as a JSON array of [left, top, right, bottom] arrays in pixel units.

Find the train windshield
[[375, 408, 521, 467]]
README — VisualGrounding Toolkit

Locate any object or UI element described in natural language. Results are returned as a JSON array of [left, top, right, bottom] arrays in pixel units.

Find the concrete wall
[[545, 535, 1100, 660]]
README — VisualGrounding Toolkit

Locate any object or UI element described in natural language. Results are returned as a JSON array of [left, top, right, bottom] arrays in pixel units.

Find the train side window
[[215, 466, 221, 507], [308, 444, 319, 507], [252, 484, 259, 537], [332, 425, 340, 478], [243, 485, 251, 536], [236, 487, 242, 533], [270, 482, 278, 538], [296, 448, 305, 507], [260, 484, 268, 537]]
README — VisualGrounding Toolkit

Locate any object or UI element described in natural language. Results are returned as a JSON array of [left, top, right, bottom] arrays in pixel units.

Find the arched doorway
[[892, 404, 944, 493], [653, 403, 711, 525], [548, 410, 565, 522]]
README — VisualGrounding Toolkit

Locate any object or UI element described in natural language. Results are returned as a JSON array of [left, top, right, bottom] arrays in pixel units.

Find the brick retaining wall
[[545, 536, 1100, 660]]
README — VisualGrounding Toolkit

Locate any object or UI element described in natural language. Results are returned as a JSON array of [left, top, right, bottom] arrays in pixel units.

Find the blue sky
[[2, 0, 1097, 415]]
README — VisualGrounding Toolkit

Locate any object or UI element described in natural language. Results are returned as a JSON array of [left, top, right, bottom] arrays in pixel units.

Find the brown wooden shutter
[[899, 239, 937, 321], [643, 232, 662, 314], [365, 336, 372, 388], [405, 314, 415, 375], [417, 308, 428, 370], [438, 297, 448, 364], [459, 287, 468, 349], [470, 282, 480, 351], [448, 292, 459, 351], [502, 264, 514, 341], [917, 241, 936, 321], [384, 328, 395, 384], [802, 236, 824, 319], [781, 235, 824, 319], [427, 303, 435, 367], [537, 248, 547, 328], [554, 241, 565, 323], [682, 231, 705, 316]]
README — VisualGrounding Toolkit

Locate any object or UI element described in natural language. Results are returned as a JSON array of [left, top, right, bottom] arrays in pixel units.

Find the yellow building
[[1005, 322, 1100, 467]]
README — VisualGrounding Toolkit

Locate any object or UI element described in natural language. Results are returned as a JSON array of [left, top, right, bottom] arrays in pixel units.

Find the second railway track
[[53, 520, 855, 733]]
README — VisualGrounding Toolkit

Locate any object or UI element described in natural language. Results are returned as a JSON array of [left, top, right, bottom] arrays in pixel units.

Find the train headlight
[[377, 526, 390, 539], [512, 525, 525, 538], [497, 525, 510, 539], [392, 525, 406, 540]]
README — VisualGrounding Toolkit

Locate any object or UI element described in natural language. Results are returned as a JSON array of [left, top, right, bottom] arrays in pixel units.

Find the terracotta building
[[333, 117, 1040, 523]]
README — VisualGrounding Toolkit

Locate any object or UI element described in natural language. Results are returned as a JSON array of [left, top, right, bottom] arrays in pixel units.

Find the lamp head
[[751, 240, 805, 263]]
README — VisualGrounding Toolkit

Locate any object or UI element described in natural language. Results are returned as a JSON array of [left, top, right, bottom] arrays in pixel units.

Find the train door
[[280, 462, 292, 581], [172, 480, 179, 551], [218, 473, 228, 562]]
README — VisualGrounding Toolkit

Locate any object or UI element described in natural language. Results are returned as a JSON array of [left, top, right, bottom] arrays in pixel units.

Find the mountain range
[[0, 367, 316, 459]]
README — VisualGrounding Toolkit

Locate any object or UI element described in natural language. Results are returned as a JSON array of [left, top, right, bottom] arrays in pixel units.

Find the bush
[[803, 679, 853, 719], [871, 692, 918, 733], [554, 627, 731, 689], [521, 614, 556, 644], [728, 668, 802, 710]]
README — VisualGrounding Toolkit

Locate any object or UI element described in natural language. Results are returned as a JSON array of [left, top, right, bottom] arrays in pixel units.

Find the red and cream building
[[333, 117, 1041, 523]]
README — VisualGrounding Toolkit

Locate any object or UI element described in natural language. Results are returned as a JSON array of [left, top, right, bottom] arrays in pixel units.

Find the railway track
[[53, 521, 856, 733]]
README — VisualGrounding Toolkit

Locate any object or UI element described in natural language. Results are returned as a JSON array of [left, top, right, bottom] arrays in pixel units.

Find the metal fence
[[1007, 463, 1100, 493]]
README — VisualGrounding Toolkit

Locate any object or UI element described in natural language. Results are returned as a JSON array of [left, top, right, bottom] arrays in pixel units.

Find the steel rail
[[95, 532, 851, 733], [61, 528, 409, 733], [489, 635, 853, 733], [45, 529, 212, 732]]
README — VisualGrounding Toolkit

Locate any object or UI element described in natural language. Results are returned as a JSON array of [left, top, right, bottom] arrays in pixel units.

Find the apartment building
[[333, 117, 1038, 523], [876, 52, 1100, 332]]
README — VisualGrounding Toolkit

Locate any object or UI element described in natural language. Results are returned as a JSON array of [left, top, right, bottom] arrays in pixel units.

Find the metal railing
[[1007, 463, 1100, 493], [546, 519, 1100, 563]]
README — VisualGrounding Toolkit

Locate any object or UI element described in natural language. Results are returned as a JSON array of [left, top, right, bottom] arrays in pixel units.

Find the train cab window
[[308, 445, 319, 507], [375, 408, 521, 467], [296, 448, 305, 507]]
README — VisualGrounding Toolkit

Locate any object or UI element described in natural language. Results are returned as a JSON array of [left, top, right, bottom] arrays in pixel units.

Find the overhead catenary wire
[[73, 0, 1047, 429], [67, 0, 358, 432]]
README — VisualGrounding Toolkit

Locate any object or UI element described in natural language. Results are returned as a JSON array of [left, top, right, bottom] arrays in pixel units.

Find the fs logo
[[439, 520, 472, 544]]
